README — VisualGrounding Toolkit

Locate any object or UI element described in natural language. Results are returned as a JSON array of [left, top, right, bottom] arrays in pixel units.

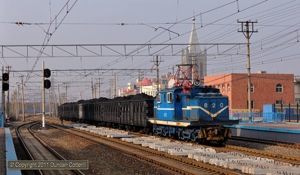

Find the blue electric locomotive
[[150, 85, 238, 144], [58, 85, 238, 145]]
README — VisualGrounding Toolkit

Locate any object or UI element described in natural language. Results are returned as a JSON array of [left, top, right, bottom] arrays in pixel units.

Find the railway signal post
[[42, 61, 51, 129]]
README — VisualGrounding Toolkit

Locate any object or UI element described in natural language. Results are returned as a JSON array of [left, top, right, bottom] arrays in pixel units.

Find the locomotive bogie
[[151, 124, 229, 144]]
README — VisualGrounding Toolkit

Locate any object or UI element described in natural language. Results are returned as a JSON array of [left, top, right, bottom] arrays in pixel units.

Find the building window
[[247, 83, 254, 93], [247, 100, 254, 109], [276, 100, 282, 104], [227, 84, 230, 93], [276, 84, 283, 92], [222, 84, 225, 93]]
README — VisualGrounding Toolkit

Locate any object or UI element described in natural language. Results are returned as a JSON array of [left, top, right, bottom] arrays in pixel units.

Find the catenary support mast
[[238, 20, 257, 114]]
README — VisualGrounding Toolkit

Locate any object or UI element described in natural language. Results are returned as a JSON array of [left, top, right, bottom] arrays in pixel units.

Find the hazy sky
[[1, 0, 300, 100]]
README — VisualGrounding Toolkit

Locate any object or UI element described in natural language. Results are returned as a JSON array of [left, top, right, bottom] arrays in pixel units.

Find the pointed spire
[[188, 17, 201, 54]]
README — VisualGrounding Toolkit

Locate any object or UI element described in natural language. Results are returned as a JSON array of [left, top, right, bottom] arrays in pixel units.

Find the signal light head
[[44, 68, 51, 78], [2, 73, 9, 81], [2, 82, 9, 91], [44, 79, 51, 89]]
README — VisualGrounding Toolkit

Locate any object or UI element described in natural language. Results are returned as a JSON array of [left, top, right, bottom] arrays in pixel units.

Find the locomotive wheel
[[179, 131, 184, 140], [162, 128, 168, 137], [191, 132, 197, 142], [168, 132, 174, 139]]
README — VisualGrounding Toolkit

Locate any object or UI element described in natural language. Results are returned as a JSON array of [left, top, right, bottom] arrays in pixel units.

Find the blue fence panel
[[230, 112, 262, 123], [275, 112, 285, 122], [263, 112, 274, 122], [231, 112, 285, 123], [251, 112, 263, 123], [263, 112, 285, 123]]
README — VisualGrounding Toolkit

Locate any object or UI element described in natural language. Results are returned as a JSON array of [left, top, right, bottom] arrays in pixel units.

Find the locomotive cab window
[[167, 92, 173, 103], [175, 95, 180, 102], [156, 93, 161, 103]]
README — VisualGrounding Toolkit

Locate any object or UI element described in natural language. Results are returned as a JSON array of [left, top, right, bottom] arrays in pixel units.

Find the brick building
[[204, 72, 294, 112]]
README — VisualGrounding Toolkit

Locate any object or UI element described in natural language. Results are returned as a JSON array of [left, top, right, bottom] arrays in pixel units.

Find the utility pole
[[91, 78, 94, 99], [79, 88, 83, 100], [98, 78, 101, 98], [65, 84, 68, 103], [152, 55, 163, 92], [57, 84, 61, 106], [2, 67, 5, 120], [33, 98, 36, 115], [21, 76, 25, 122], [114, 74, 116, 98], [138, 70, 143, 94], [238, 20, 257, 114], [6, 66, 11, 119], [48, 92, 51, 117], [109, 74, 117, 98], [16, 85, 20, 120]]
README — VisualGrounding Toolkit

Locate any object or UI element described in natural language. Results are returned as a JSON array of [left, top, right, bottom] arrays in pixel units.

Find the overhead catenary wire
[[25, 0, 78, 84], [3, 0, 300, 100]]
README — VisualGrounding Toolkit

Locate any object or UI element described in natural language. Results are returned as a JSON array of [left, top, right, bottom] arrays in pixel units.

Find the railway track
[[230, 136, 300, 149], [29, 116, 300, 174], [128, 127, 300, 164], [142, 132, 300, 166], [16, 121, 85, 175], [218, 145, 300, 166], [48, 123, 240, 175]]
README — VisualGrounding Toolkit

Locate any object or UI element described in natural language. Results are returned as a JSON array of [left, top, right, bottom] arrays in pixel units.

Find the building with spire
[[182, 17, 207, 85]]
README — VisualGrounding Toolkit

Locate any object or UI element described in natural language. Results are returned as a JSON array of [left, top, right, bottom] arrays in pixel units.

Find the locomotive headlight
[[214, 129, 218, 135]]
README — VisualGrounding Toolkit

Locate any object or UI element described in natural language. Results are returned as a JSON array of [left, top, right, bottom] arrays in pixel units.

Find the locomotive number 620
[[204, 102, 224, 108]]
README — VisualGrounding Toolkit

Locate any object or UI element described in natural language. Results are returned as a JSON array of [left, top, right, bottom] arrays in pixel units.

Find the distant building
[[204, 72, 294, 112], [119, 83, 137, 96], [182, 17, 207, 85], [294, 76, 300, 104], [119, 19, 207, 96], [136, 78, 157, 96]]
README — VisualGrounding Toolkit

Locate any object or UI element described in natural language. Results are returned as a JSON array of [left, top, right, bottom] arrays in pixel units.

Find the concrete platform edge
[[5, 128, 22, 175], [225, 124, 300, 134]]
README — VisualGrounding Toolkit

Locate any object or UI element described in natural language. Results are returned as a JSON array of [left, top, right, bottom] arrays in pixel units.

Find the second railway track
[[16, 121, 85, 175], [21, 116, 300, 175], [45, 122, 240, 175]]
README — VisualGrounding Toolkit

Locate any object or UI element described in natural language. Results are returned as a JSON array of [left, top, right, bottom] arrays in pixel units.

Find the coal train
[[58, 85, 238, 145]]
